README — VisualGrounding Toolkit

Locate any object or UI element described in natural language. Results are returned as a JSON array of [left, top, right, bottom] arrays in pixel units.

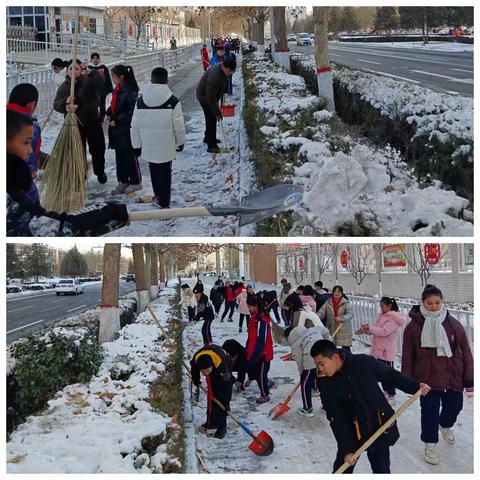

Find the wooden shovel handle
[[129, 207, 212, 222], [331, 323, 342, 340], [335, 389, 423, 473]]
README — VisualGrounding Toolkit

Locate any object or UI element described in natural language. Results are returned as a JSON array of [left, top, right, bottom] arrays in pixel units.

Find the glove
[[133, 148, 142, 157], [176, 145, 184, 152]]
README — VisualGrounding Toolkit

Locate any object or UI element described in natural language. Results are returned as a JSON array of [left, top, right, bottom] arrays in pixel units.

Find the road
[[7, 281, 136, 343], [290, 42, 473, 97]]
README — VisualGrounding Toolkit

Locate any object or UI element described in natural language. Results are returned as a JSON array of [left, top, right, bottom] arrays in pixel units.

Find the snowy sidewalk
[[7, 289, 183, 474], [183, 283, 473, 474], [40, 57, 253, 236]]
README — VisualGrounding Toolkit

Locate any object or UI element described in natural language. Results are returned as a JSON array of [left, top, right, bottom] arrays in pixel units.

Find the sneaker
[[424, 443, 439, 465], [111, 182, 129, 195], [312, 389, 321, 397], [439, 426, 455, 445], [207, 146, 221, 154], [297, 407, 314, 418], [124, 183, 142, 194], [152, 196, 170, 209], [213, 426, 227, 439], [97, 172, 107, 184], [255, 396, 270, 404]]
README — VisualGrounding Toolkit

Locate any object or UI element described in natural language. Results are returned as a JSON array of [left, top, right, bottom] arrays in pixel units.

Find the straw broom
[[40, 9, 88, 214]]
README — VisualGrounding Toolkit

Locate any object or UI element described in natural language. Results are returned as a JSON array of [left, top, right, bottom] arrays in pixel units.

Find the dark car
[[126, 274, 135, 282]]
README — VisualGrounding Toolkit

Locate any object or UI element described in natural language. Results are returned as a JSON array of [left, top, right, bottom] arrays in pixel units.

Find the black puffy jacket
[[107, 85, 138, 150]]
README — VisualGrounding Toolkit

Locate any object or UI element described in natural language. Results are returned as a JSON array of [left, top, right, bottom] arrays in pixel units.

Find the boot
[[213, 426, 227, 439], [424, 443, 439, 465], [439, 426, 455, 445], [111, 182, 129, 195], [297, 407, 314, 418]]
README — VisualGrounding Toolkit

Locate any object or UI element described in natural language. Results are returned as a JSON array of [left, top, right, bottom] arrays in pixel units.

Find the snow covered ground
[[248, 57, 473, 236], [39, 58, 254, 236], [334, 40, 474, 53], [182, 282, 473, 474], [7, 289, 183, 473]]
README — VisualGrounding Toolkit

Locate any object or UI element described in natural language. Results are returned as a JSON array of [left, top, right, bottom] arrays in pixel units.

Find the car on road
[[55, 279, 84, 295], [296, 32, 312, 46], [23, 283, 48, 291], [287, 34, 296, 42], [126, 274, 135, 282]]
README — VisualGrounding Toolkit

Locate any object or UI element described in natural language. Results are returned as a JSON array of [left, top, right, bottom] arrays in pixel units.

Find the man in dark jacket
[[196, 57, 236, 153], [210, 281, 225, 316], [87, 52, 113, 121], [314, 281, 331, 313], [194, 291, 215, 344], [310, 340, 431, 473], [190, 344, 234, 439]]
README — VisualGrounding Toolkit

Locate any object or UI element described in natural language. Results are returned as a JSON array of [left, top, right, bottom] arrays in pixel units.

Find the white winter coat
[[53, 70, 66, 88], [182, 289, 197, 308], [291, 307, 323, 329], [288, 325, 331, 372], [130, 83, 186, 164]]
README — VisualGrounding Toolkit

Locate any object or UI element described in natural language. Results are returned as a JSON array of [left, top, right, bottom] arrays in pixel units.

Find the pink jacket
[[299, 295, 316, 312], [369, 311, 406, 362], [236, 288, 250, 315]]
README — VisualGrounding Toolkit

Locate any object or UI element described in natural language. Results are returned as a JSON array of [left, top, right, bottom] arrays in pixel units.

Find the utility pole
[[215, 247, 221, 277], [309, 244, 317, 285], [238, 245, 245, 279]]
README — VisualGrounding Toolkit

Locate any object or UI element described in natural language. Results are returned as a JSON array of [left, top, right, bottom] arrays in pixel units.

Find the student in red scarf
[[200, 44, 210, 71], [106, 65, 142, 195], [190, 344, 234, 439], [319, 285, 353, 352], [245, 295, 274, 404]]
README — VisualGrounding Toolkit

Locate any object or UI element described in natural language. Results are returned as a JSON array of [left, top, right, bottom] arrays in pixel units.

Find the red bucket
[[221, 105, 236, 117]]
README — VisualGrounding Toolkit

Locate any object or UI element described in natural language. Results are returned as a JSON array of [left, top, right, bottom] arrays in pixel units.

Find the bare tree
[[99, 244, 120, 343], [271, 7, 290, 71], [401, 244, 452, 286], [132, 243, 148, 312], [313, 244, 335, 280], [124, 7, 155, 42], [150, 246, 158, 298], [346, 244, 376, 286], [312, 7, 335, 111]]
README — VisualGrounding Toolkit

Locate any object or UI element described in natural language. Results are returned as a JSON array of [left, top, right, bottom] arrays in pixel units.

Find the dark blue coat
[[318, 352, 419, 456]]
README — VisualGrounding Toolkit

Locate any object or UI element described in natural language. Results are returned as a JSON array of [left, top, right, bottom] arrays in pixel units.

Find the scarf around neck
[[420, 304, 452, 358]]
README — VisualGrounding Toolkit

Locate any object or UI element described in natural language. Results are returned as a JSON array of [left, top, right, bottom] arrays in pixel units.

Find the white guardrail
[[6, 44, 203, 122], [195, 276, 474, 354]]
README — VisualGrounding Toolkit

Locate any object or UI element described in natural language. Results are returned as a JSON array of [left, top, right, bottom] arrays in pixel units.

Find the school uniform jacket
[[318, 353, 419, 456], [246, 311, 274, 363], [194, 293, 215, 322], [130, 83, 186, 164], [106, 85, 138, 150]]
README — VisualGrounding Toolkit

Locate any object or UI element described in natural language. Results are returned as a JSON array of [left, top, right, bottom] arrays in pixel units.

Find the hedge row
[[289, 56, 473, 205]]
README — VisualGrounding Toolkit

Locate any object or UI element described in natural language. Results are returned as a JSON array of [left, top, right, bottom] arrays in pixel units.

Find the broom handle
[[335, 389, 423, 474], [70, 9, 80, 100], [129, 207, 212, 222], [331, 323, 342, 340], [41, 106, 55, 130]]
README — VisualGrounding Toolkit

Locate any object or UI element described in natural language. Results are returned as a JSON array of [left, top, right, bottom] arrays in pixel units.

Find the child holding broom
[[310, 339, 431, 473], [106, 65, 142, 195], [53, 59, 108, 184], [7, 110, 128, 236]]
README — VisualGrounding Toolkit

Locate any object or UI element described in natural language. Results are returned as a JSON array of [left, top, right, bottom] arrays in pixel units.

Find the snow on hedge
[[7, 289, 181, 473], [247, 57, 472, 236]]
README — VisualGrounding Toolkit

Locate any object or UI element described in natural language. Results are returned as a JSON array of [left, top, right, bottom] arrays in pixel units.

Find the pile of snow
[[246, 57, 472, 236], [7, 288, 181, 473]]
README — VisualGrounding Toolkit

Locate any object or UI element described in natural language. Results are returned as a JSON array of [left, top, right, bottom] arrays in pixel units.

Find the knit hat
[[196, 355, 213, 370]]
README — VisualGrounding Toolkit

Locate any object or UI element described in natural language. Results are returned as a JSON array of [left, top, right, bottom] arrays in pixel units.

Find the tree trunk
[[150, 247, 158, 299], [215, 248, 221, 277], [159, 252, 165, 284], [256, 16, 265, 54], [144, 244, 152, 301], [99, 244, 120, 344], [132, 244, 149, 312], [271, 7, 290, 71], [309, 244, 317, 285], [313, 7, 335, 112], [228, 245, 235, 280]]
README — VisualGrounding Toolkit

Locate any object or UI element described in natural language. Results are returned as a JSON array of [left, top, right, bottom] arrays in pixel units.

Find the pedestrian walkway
[[40, 56, 252, 236], [182, 281, 473, 474]]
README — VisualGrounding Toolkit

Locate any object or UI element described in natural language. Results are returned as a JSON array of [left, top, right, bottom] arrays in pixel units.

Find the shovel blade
[[268, 402, 290, 420], [248, 430, 274, 456]]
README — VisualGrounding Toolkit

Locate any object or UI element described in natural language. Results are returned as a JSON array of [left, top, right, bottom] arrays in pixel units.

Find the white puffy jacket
[[130, 83, 186, 164], [288, 325, 331, 372]]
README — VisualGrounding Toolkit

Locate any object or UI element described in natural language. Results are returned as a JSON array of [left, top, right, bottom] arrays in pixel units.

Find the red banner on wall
[[424, 243, 441, 265], [383, 244, 407, 268], [340, 250, 349, 268]]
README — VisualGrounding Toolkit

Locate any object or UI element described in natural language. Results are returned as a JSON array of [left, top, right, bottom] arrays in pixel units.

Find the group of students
[[6, 51, 188, 236], [185, 279, 473, 473]]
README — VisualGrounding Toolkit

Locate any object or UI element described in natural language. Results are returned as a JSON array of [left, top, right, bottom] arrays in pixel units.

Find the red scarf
[[332, 297, 341, 318], [109, 84, 122, 118], [206, 374, 213, 422]]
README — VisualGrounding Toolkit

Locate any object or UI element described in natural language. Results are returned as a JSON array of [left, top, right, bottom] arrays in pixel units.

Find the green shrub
[[10, 327, 102, 413]]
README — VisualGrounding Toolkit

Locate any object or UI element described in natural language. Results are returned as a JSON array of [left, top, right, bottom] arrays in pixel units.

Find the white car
[[287, 34, 296, 42], [296, 33, 312, 46], [55, 279, 84, 295]]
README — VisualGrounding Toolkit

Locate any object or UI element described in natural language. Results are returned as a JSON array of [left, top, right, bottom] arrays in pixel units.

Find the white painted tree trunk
[[313, 7, 335, 112], [136, 289, 149, 313], [98, 307, 120, 344]]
